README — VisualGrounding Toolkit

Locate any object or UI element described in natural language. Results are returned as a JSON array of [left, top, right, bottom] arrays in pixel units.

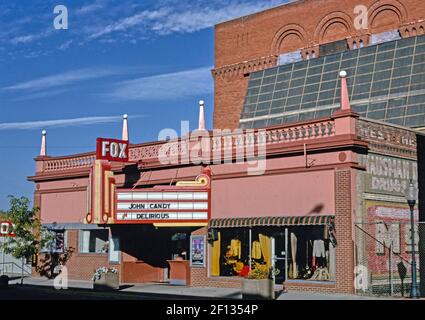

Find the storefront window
[[251, 228, 273, 277], [211, 228, 250, 277], [210, 224, 336, 282], [108, 236, 120, 263], [170, 233, 189, 260], [286, 225, 336, 282], [41, 230, 66, 253], [79, 229, 109, 253]]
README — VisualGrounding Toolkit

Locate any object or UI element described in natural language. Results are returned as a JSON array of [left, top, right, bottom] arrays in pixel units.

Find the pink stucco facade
[[211, 170, 335, 219], [28, 106, 420, 295], [40, 191, 87, 224]]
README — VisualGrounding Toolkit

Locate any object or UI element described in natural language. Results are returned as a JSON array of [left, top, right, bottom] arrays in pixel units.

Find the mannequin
[[291, 232, 298, 278]]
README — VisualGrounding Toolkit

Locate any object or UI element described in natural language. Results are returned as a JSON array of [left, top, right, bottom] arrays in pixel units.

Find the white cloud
[[107, 66, 212, 101], [58, 40, 73, 51], [2, 67, 133, 92], [152, 0, 286, 35], [10, 30, 51, 45], [76, 0, 106, 15], [88, 0, 287, 39], [10, 89, 68, 102], [0, 115, 146, 131], [89, 8, 171, 39], [10, 34, 42, 45]]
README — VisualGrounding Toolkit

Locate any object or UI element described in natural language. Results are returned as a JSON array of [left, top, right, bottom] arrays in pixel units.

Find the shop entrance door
[[271, 228, 288, 285]]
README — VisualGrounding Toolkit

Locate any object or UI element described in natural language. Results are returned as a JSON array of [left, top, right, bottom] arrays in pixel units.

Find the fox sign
[[96, 138, 129, 162]]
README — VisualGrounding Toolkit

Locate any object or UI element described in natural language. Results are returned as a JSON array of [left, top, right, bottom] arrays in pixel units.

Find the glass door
[[272, 228, 288, 285]]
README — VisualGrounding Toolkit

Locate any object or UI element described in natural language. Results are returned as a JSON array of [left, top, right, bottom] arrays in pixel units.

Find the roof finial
[[122, 114, 129, 141], [40, 130, 47, 156], [339, 70, 351, 110], [198, 100, 205, 130]]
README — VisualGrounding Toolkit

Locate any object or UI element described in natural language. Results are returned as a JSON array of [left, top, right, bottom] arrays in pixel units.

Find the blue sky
[[0, 0, 287, 209]]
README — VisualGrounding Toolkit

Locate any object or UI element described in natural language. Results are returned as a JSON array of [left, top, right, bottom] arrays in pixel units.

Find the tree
[[0, 210, 7, 220], [0, 196, 53, 284]]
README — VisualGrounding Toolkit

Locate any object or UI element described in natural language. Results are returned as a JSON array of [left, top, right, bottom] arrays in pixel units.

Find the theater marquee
[[85, 136, 211, 225], [115, 190, 210, 223], [112, 168, 210, 225]]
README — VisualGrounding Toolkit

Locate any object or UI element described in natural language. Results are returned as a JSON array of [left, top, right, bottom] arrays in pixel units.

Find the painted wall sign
[[364, 203, 419, 274], [0, 221, 15, 237], [357, 120, 417, 149], [360, 153, 417, 197], [96, 138, 128, 162], [190, 235, 206, 267]]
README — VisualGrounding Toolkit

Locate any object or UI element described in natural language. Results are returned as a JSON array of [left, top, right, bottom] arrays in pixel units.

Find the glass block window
[[240, 35, 425, 129]]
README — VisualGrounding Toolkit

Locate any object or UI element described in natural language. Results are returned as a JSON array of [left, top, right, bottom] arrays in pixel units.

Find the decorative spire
[[198, 100, 205, 130], [122, 114, 128, 141], [40, 130, 46, 156], [339, 70, 351, 110]]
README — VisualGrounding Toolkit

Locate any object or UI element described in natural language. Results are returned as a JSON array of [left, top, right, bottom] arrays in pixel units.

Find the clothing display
[[291, 233, 298, 279], [287, 226, 337, 281], [328, 223, 337, 247], [211, 225, 336, 281], [309, 267, 330, 281], [312, 239, 325, 258], [251, 241, 262, 259], [230, 239, 241, 259], [259, 234, 271, 269], [324, 224, 329, 239], [211, 232, 221, 276]]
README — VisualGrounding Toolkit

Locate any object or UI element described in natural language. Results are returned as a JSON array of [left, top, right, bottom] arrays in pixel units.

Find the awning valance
[[208, 215, 335, 228]]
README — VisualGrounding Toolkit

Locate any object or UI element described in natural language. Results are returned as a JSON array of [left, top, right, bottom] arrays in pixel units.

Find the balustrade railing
[[39, 118, 336, 173], [43, 154, 96, 172]]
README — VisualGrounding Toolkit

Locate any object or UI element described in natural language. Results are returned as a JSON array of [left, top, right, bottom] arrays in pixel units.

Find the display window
[[41, 230, 66, 254], [285, 225, 336, 282], [209, 224, 336, 282], [211, 228, 249, 277], [79, 229, 109, 254]]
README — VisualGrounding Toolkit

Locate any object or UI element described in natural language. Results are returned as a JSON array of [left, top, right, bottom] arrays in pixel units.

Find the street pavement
[[0, 276, 395, 300]]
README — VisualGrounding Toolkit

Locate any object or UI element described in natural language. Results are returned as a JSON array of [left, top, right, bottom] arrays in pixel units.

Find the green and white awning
[[208, 215, 334, 228]]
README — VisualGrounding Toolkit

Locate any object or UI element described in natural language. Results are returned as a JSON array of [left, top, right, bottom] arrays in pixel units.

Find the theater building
[[28, 0, 425, 295]]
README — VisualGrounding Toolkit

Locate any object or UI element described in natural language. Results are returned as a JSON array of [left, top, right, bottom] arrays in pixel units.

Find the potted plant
[[241, 263, 275, 300], [92, 267, 119, 291]]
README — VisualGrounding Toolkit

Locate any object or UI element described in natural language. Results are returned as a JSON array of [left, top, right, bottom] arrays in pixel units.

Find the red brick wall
[[332, 168, 355, 294], [213, 0, 425, 129], [121, 261, 164, 283]]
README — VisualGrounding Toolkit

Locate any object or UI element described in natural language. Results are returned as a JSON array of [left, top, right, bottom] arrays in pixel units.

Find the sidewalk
[[7, 276, 391, 300]]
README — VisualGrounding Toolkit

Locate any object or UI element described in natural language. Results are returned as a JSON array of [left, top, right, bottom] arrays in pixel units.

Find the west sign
[[96, 138, 129, 162]]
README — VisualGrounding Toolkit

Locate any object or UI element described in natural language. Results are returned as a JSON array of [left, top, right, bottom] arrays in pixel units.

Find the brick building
[[213, 0, 425, 130], [28, 0, 425, 296]]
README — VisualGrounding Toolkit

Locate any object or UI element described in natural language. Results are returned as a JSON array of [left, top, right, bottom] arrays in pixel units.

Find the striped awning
[[208, 215, 334, 228]]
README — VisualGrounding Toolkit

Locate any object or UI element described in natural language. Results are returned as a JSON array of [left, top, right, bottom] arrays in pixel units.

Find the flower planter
[[93, 272, 119, 291], [241, 278, 275, 300]]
